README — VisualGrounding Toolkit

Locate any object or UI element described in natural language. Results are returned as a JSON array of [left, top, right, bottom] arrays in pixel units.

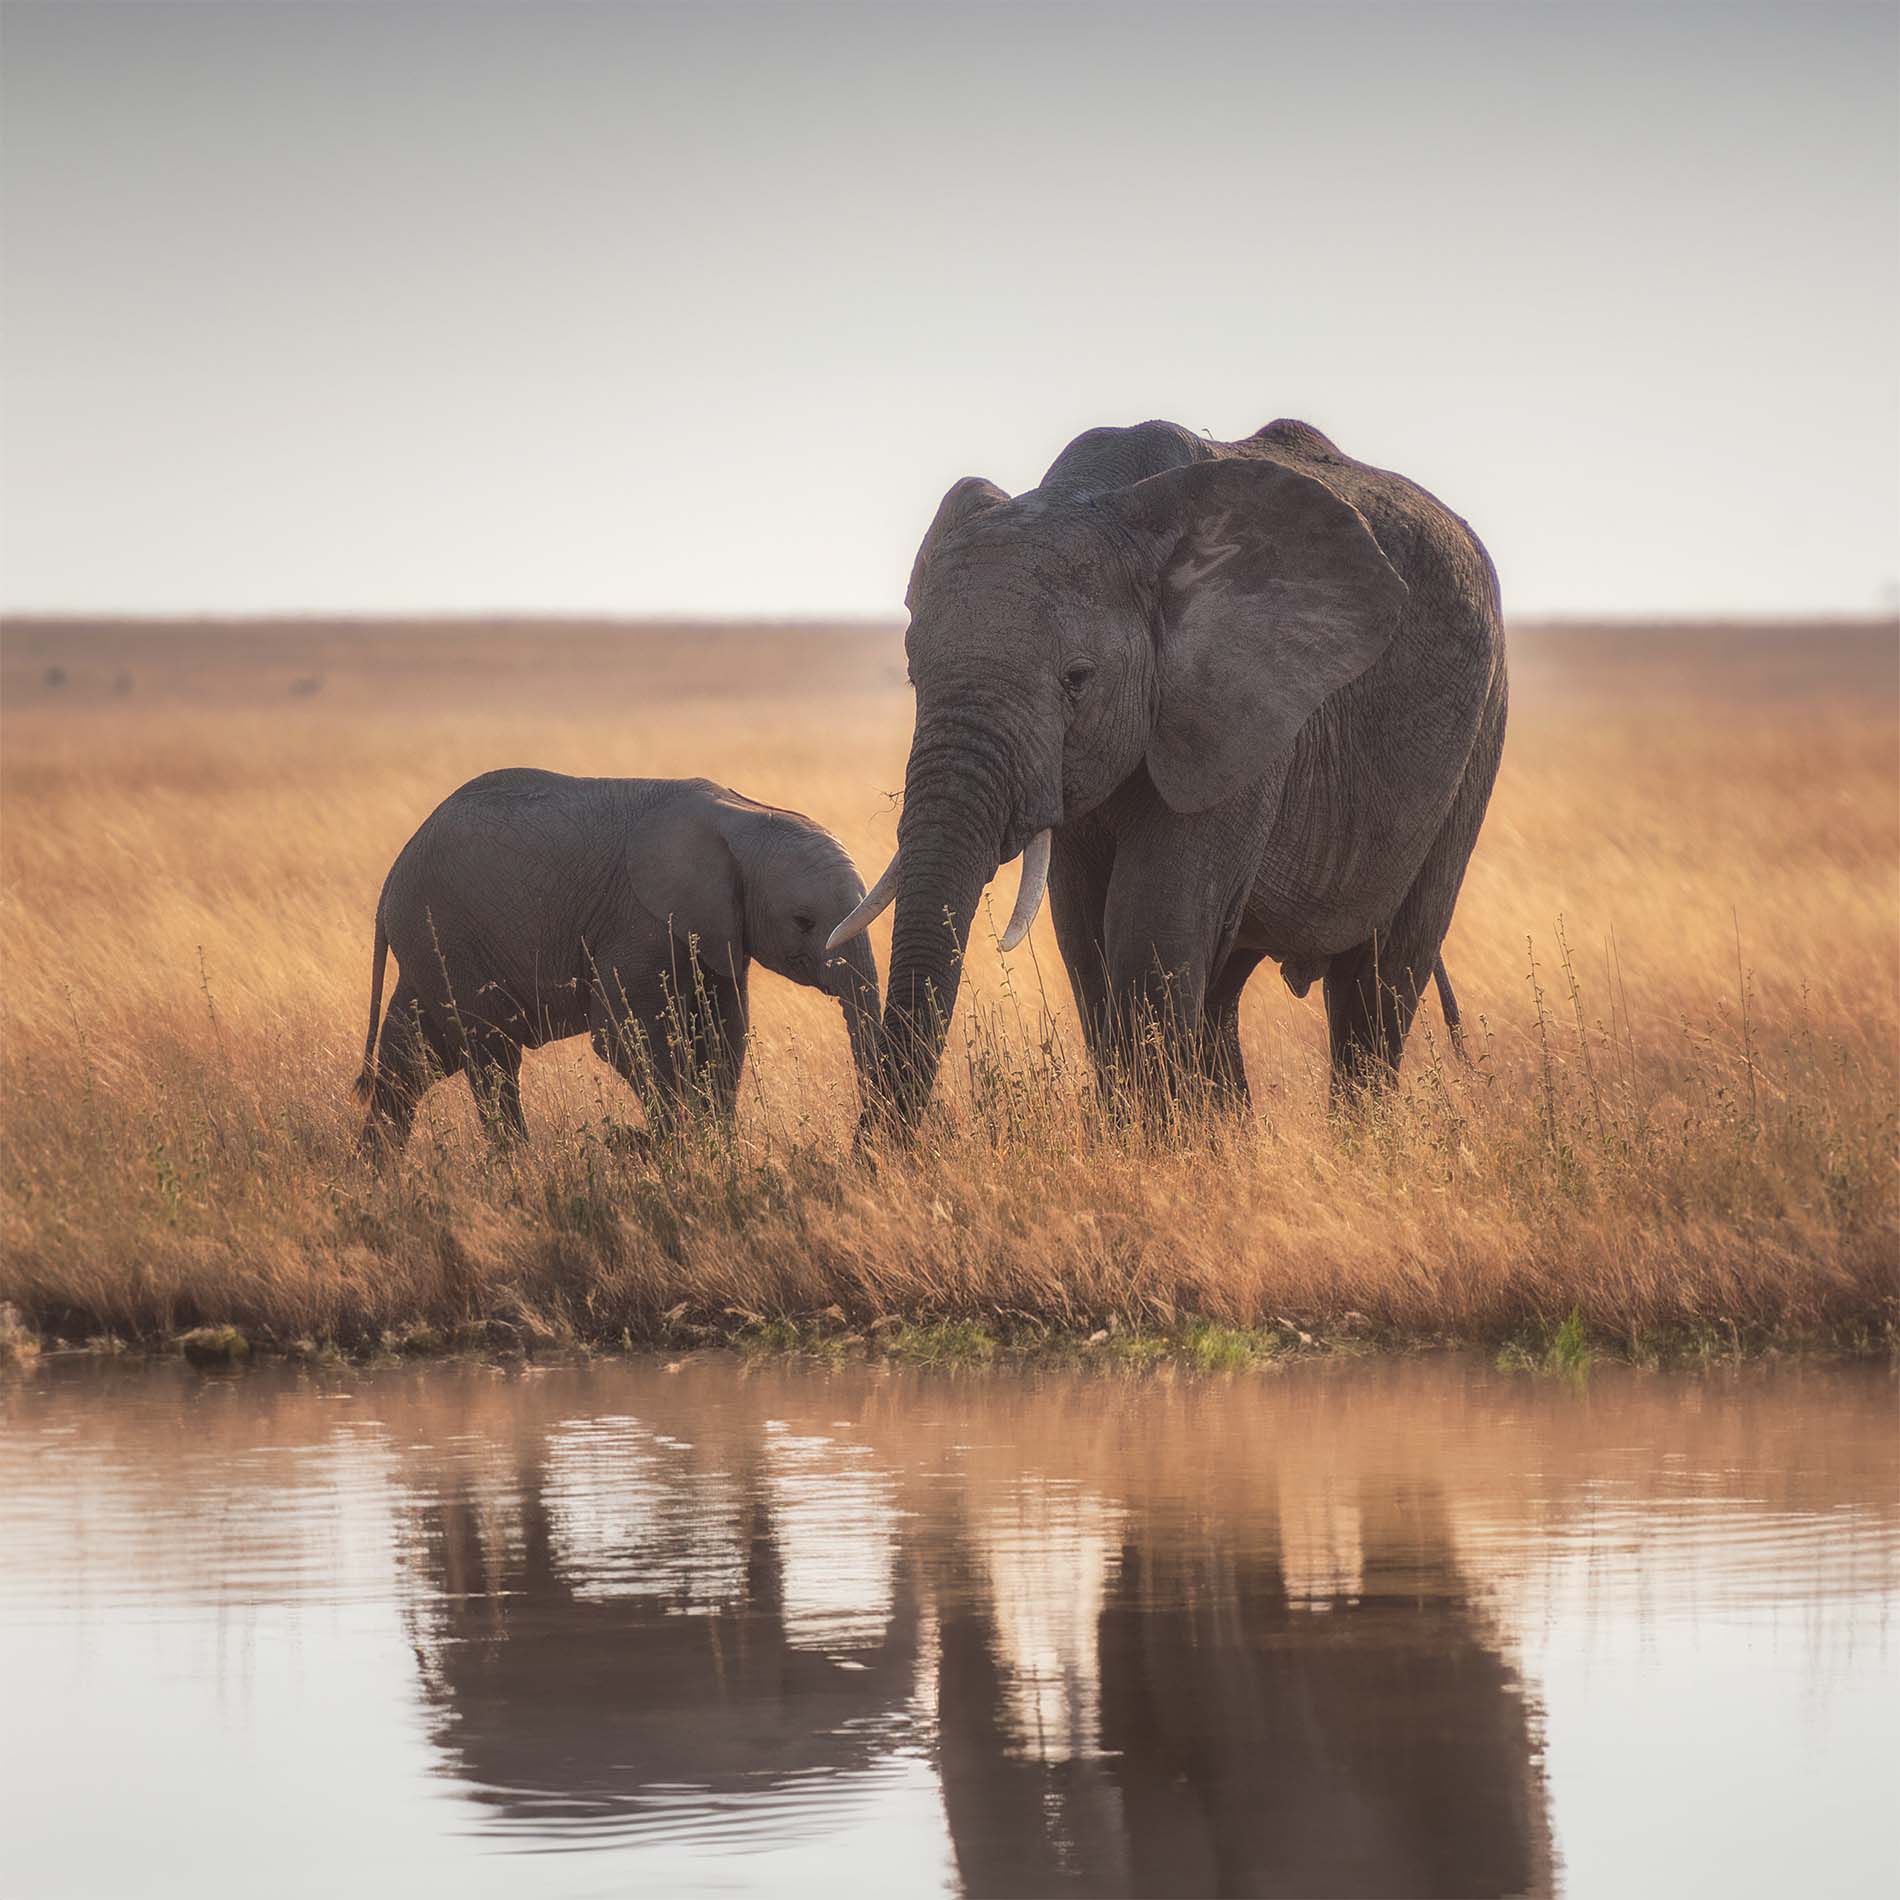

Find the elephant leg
[[1324, 911, 1457, 1102], [1099, 867, 1224, 1109], [1100, 799, 1267, 1109], [589, 1024, 660, 1147], [1200, 947, 1269, 1108], [1104, 930, 1209, 1101], [587, 957, 746, 1134], [587, 961, 673, 1131], [1048, 827, 1117, 1083], [682, 965, 747, 1123], [358, 988, 461, 1156], [1327, 679, 1508, 1102], [1323, 930, 1429, 1099], [653, 943, 747, 1124], [464, 1036, 528, 1146]]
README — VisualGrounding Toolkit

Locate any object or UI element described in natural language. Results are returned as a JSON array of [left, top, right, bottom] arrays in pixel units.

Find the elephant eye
[[793, 913, 815, 933], [1063, 660, 1096, 696]]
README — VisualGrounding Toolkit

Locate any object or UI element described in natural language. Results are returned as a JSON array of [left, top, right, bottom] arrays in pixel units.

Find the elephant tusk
[[825, 846, 901, 952], [997, 829, 1052, 952]]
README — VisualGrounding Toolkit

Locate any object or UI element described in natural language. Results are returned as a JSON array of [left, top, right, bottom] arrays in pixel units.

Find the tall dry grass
[[1, 617, 1894, 1354]]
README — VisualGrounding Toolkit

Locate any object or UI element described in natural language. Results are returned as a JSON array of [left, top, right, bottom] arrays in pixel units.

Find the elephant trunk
[[874, 715, 1016, 1126], [824, 933, 884, 1112]]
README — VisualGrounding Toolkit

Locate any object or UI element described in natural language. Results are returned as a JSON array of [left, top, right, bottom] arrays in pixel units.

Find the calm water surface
[[1, 1354, 1894, 1898]]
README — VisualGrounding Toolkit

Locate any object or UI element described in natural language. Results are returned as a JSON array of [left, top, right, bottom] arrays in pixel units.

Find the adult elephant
[[830, 417, 1507, 1118]]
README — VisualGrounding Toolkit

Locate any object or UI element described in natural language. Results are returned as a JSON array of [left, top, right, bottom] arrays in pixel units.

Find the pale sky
[[2, 1, 1895, 618]]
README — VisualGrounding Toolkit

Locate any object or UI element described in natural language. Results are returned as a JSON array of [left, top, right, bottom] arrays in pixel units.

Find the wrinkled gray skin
[[875, 418, 1506, 1119], [355, 771, 880, 1149]]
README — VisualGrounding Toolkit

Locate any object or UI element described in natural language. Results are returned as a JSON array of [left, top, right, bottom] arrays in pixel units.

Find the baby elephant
[[354, 770, 882, 1150]]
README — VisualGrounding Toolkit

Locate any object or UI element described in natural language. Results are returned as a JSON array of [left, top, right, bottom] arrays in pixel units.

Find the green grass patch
[[1498, 1307, 1595, 1378], [1179, 1319, 1279, 1372], [874, 1318, 999, 1366]]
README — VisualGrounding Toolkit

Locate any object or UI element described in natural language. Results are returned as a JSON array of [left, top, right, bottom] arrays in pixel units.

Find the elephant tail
[[355, 904, 390, 1098], [1433, 954, 1468, 1061]]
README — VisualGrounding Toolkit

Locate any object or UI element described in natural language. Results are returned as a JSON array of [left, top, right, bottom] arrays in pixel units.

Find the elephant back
[[1037, 419, 1213, 502]]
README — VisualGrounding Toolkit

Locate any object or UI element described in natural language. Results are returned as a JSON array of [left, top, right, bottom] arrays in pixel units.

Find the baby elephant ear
[[906, 476, 1010, 613], [1108, 459, 1408, 814]]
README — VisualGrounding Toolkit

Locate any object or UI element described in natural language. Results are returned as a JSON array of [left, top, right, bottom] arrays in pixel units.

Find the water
[[1, 1355, 1894, 1899]]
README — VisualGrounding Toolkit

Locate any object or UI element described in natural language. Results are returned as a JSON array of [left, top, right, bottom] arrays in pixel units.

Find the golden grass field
[[1, 616, 1894, 1358]]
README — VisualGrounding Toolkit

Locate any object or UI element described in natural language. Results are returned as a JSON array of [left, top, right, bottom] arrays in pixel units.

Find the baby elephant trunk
[[824, 932, 884, 1111]]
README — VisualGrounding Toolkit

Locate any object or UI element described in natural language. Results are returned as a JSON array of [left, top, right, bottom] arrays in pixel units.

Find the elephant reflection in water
[[936, 1483, 1552, 1900], [408, 1439, 920, 1832], [407, 1427, 1547, 1896]]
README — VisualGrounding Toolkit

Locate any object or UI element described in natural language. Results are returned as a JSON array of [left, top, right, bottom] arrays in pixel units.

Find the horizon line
[[5, 609, 1897, 632]]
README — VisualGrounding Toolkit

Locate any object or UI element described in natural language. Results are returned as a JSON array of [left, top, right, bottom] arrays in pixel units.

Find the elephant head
[[830, 427, 1408, 1121], [714, 794, 883, 1108]]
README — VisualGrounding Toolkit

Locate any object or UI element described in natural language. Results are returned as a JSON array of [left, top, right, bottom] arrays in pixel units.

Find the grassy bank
[[2, 619, 1895, 1360]]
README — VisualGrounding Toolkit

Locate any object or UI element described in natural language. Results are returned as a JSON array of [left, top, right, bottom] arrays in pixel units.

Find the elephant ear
[[1108, 458, 1408, 814], [905, 476, 1010, 613], [636, 798, 749, 986]]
